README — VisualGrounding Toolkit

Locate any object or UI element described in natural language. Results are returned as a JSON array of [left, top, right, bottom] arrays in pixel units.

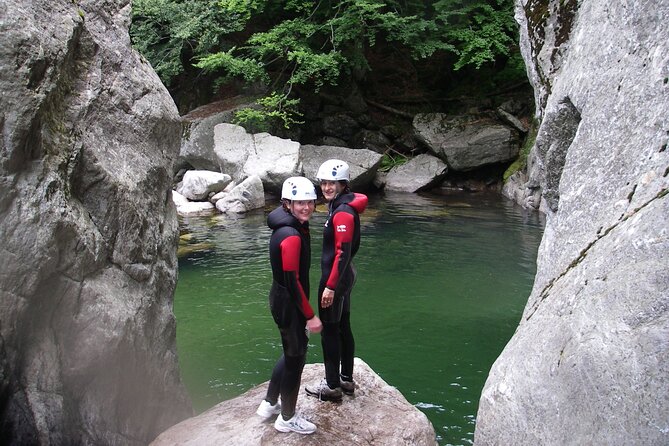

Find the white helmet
[[281, 176, 317, 201], [316, 159, 349, 182]]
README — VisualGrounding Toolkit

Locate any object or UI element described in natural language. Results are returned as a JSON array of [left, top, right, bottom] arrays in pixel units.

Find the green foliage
[[233, 92, 304, 131], [434, 0, 518, 70], [379, 151, 409, 172], [131, 0, 522, 125], [130, 0, 246, 85], [195, 49, 268, 84], [503, 123, 537, 182], [131, 0, 519, 85]]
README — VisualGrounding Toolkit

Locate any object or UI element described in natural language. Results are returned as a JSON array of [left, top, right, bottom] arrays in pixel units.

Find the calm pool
[[175, 191, 544, 445]]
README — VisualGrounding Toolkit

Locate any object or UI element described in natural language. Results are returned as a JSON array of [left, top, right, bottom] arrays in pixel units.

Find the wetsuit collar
[[267, 206, 309, 232]]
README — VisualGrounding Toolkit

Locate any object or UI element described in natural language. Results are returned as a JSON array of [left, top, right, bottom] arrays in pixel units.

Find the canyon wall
[[476, 1, 669, 444], [0, 1, 191, 444]]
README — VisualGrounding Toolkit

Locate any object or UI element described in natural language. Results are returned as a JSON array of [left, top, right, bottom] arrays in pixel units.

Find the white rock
[[176, 170, 232, 201], [214, 124, 300, 191], [215, 175, 265, 213]]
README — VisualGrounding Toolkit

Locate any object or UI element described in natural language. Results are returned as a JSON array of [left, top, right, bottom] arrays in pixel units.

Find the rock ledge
[[151, 358, 438, 446]]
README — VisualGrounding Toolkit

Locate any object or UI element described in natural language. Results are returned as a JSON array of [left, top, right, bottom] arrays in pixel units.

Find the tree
[[131, 0, 522, 128], [130, 0, 245, 86]]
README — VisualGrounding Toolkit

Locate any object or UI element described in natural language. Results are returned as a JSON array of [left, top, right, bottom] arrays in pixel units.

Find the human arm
[[321, 211, 354, 307], [280, 235, 315, 320]]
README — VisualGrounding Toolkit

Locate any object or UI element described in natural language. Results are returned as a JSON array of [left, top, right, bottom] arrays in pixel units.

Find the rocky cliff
[[0, 1, 191, 444], [476, 0, 668, 444]]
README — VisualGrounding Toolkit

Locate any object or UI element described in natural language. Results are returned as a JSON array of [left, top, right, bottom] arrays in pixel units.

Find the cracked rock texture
[[0, 0, 192, 444], [476, 1, 669, 444], [151, 358, 438, 446]]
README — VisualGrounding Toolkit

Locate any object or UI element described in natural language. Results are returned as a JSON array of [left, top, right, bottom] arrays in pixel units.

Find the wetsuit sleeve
[[280, 235, 315, 320], [325, 211, 354, 290]]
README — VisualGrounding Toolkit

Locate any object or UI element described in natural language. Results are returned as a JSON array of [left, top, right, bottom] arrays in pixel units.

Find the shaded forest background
[[130, 0, 532, 163]]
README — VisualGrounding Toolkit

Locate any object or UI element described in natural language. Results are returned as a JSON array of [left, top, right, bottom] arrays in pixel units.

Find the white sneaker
[[274, 413, 317, 434], [256, 400, 281, 418]]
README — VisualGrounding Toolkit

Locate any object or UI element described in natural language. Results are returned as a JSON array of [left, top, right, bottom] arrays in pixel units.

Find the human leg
[[266, 354, 284, 405], [274, 325, 316, 433], [339, 310, 355, 394], [257, 355, 284, 418], [304, 321, 343, 401], [278, 353, 306, 419], [321, 321, 342, 388]]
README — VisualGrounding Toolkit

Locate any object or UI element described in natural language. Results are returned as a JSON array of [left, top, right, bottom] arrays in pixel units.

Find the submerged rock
[[151, 358, 438, 446]]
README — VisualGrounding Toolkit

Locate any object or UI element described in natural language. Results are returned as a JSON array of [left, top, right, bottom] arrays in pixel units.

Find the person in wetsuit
[[305, 159, 368, 401], [256, 177, 323, 434]]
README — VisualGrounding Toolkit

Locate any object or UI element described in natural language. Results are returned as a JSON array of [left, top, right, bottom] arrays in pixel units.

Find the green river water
[[175, 191, 544, 445]]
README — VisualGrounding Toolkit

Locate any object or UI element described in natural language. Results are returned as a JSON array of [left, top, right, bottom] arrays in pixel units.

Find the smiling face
[[319, 180, 343, 202], [288, 200, 315, 223]]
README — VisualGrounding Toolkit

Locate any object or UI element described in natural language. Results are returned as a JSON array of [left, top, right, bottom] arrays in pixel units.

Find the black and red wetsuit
[[318, 191, 368, 389], [264, 205, 316, 419]]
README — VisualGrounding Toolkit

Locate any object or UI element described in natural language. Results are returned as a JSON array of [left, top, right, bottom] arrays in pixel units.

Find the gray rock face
[[213, 123, 301, 192], [475, 1, 669, 445], [351, 128, 392, 153], [150, 358, 438, 446], [413, 113, 520, 171], [321, 113, 361, 141], [0, 1, 191, 444], [180, 100, 254, 172], [384, 154, 448, 193], [530, 97, 580, 212]]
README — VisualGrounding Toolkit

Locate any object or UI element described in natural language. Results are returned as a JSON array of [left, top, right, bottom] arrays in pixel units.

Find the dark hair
[[339, 180, 351, 193]]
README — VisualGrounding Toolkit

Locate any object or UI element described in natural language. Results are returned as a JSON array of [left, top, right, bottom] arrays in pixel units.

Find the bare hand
[[321, 287, 335, 308], [306, 316, 323, 334]]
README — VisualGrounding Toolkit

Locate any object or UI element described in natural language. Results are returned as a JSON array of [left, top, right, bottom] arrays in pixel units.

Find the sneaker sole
[[274, 423, 316, 434], [305, 387, 343, 402]]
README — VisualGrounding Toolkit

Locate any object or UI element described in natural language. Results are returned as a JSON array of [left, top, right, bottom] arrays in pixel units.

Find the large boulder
[[176, 170, 232, 201], [321, 112, 361, 141], [179, 98, 255, 172], [213, 123, 301, 192], [351, 128, 392, 153], [384, 154, 448, 193], [475, 1, 669, 445], [0, 1, 191, 444], [413, 113, 520, 171], [150, 358, 438, 445]]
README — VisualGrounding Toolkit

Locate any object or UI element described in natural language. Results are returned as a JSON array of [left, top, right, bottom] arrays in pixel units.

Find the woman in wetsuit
[[256, 177, 322, 434], [305, 160, 368, 402]]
